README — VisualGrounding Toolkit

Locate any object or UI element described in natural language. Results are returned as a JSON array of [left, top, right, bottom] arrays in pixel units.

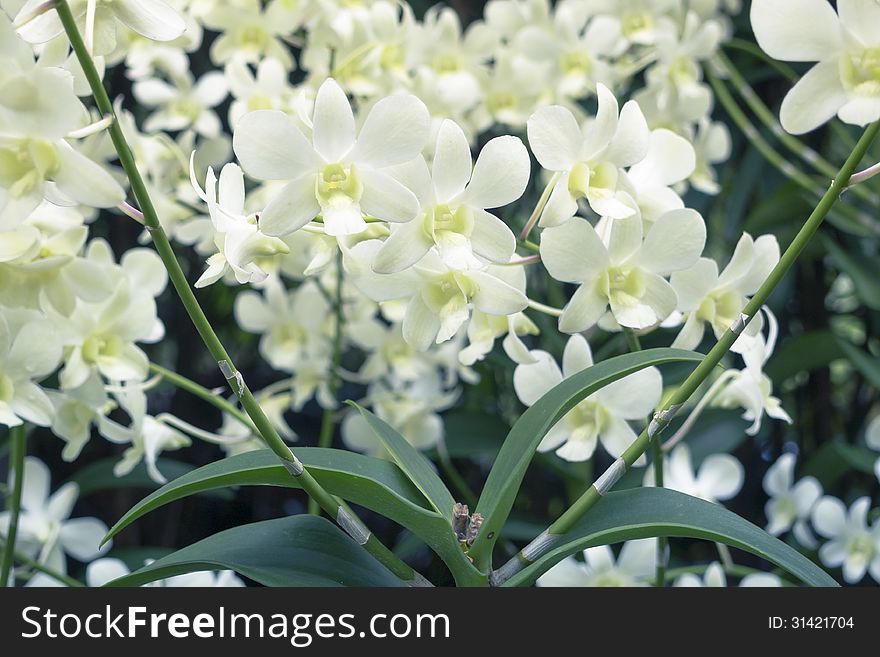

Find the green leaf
[[69, 458, 231, 500], [502, 488, 837, 587], [105, 516, 406, 587], [822, 235, 880, 310], [470, 348, 705, 565], [102, 449, 470, 577], [836, 338, 880, 388], [765, 329, 844, 382], [351, 403, 456, 521]]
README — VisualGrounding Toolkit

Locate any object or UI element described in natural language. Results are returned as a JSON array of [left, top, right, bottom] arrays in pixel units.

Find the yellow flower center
[[841, 47, 880, 97], [432, 53, 462, 74], [81, 333, 124, 364], [568, 161, 618, 200], [598, 266, 645, 308], [696, 290, 743, 333], [560, 50, 593, 77], [423, 272, 477, 315], [316, 163, 363, 206], [0, 139, 59, 198], [621, 11, 653, 38]]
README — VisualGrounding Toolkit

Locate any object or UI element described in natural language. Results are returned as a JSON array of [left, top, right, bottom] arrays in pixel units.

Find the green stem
[[622, 328, 666, 588], [0, 540, 85, 587], [149, 363, 257, 434], [309, 254, 344, 515], [517, 238, 541, 254], [714, 53, 879, 207], [706, 67, 880, 235], [55, 0, 421, 585], [0, 425, 26, 587], [490, 120, 880, 586]]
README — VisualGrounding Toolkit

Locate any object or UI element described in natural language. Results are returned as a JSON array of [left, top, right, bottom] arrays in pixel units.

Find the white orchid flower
[[0, 457, 109, 575], [674, 562, 782, 587], [540, 209, 706, 332], [233, 78, 430, 237], [408, 6, 495, 114], [646, 443, 744, 503], [0, 203, 117, 314], [133, 70, 227, 137], [527, 85, 650, 224], [512, 7, 623, 100], [47, 372, 111, 461], [348, 239, 528, 350], [762, 453, 822, 548], [226, 57, 295, 127], [233, 277, 332, 372], [713, 309, 792, 436], [626, 128, 696, 224], [0, 308, 61, 428], [671, 233, 780, 351], [372, 119, 529, 273], [751, 0, 880, 133], [189, 157, 290, 287], [200, 0, 301, 67], [97, 384, 191, 483], [50, 242, 166, 389], [537, 539, 657, 587], [811, 495, 880, 584], [514, 334, 662, 463], [16, 0, 186, 56], [341, 373, 458, 458]]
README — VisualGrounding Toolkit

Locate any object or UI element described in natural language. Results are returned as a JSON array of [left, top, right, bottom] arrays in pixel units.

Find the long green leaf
[[105, 516, 406, 587], [503, 488, 837, 587], [470, 348, 705, 565], [102, 449, 471, 577], [352, 403, 456, 521]]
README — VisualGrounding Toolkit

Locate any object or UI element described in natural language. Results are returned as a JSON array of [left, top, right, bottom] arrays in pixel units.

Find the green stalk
[[0, 540, 85, 587], [714, 52, 879, 207], [0, 425, 26, 587], [149, 363, 257, 433], [309, 253, 344, 515], [55, 0, 422, 585], [490, 120, 880, 586], [622, 328, 666, 588], [706, 67, 880, 235]]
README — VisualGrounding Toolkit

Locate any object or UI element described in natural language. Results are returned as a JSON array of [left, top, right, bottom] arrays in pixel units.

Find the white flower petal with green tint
[[353, 94, 430, 169], [779, 61, 848, 134], [559, 284, 607, 333], [431, 119, 473, 203], [540, 217, 609, 283], [464, 135, 531, 209], [258, 174, 320, 236], [372, 220, 434, 274], [526, 105, 582, 171], [359, 167, 420, 223], [750, 0, 843, 62], [311, 78, 356, 162], [233, 110, 315, 180], [637, 208, 706, 275], [53, 141, 125, 208], [112, 0, 187, 42]]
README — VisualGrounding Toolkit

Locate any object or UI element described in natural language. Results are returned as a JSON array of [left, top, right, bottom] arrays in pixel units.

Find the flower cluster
[[2, 0, 877, 588]]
